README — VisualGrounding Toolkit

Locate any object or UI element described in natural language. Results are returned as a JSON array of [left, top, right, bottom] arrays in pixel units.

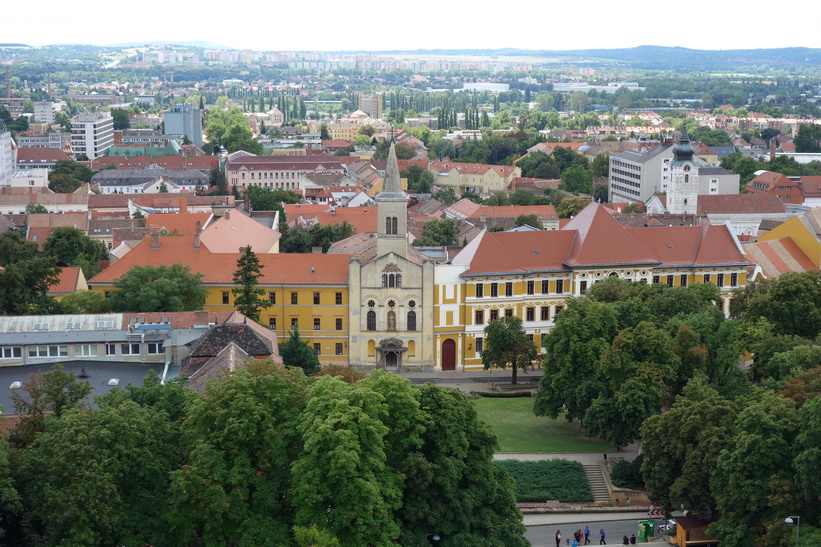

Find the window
[[1, 347, 22, 359], [555, 305, 564, 316], [556, 279, 564, 294], [269, 318, 277, 330], [291, 318, 299, 330], [336, 318, 343, 330], [65, 321, 83, 330], [147, 342, 164, 354], [121, 343, 140, 355], [666, 275, 674, 287], [580, 281, 588, 294], [704, 273, 711, 284], [680, 274, 688, 287], [222, 291, 229, 304], [652, 275, 660, 284], [475, 310, 484, 325], [32, 322, 49, 331], [367, 310, 376, 331], [476, 337, 483, 353], [717, 274, 725, 287], [541, 307, 550, 321], [314, 318, 321, 330], [505, 282, 513, 297], [407, 311, 417, 331], [291, 292, 298, 305], [476, 284, 484, 298], [335, 292, 343, 305], [269, 292, 276, 305], [490, 283, 498, 297], [313, 343, 321, 356], [313, 292, 320, 305], [106, 344, 116, 356], [29, 345, 68, 358], [526, 307, 535, 321], [504, 308, 513, 317], [74, 344, 97, 357], [490, 309, 499, 322], [541, 280, 549, 294], [730, 273, 738, 287], [526, 281, 535, 295], [336, 343, 343, 356]]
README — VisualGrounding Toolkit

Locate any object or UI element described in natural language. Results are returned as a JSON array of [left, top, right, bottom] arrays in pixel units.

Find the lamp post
[[785, 516, 800, 546]]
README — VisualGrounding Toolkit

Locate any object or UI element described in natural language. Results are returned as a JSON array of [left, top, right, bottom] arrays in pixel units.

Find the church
[[330, 144, 436, 370]]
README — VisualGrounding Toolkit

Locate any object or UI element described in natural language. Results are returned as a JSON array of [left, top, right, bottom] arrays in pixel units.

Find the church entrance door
[[441, 339, 456, 371]]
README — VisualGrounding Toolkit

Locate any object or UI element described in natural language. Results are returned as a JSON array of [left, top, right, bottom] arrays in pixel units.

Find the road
[[526, 516, 668, 547]]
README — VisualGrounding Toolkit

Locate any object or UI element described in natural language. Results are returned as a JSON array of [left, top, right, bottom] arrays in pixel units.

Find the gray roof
[[699, 167, 734, 176], [613, 143, 672, 164], [91, 167, 207, 186]]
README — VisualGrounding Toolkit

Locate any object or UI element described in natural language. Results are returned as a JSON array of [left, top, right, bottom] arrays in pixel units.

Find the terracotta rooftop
[[16, 147, 72, 164], [89, 237, 350, 285], [147, 212, 212, 236], [462, 230, 577, 276], [199, 210, 280, 253], [564, 203, 658, 267], [48, 267, 85, 295], [656, 194, 786, 214], [744, 237, 817, 278]]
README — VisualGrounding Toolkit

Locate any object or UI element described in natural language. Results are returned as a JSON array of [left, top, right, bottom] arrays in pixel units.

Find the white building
[[8, 170, 49, 188], [34, 102, 55, 124], [0, 128, 15, 186], [163, 103, 203, 147], [461, 83, 509, 93], [71, 112, 114, 159]]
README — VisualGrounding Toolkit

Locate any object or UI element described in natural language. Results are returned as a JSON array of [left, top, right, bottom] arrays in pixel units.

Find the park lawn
[[472, 397, 615, 453]]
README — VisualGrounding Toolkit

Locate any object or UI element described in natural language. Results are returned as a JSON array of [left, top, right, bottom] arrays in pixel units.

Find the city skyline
[[3, 0, 821, 52]]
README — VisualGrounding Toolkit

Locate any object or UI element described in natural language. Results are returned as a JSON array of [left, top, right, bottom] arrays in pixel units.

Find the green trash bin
[[638, 521, 655, 542]]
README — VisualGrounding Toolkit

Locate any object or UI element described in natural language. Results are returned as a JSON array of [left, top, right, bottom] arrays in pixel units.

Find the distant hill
[[0, 43, 31, 48], [107, 41, 234, 50]]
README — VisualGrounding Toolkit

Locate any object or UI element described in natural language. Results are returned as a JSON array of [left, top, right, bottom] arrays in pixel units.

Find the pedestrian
[[575, 530, 581, 543], [600, 529, 607, 545], [556, 530, 562, 547], [585, 526, 591, 545], [572, 539, 579, 547], [567, 538, 571, 547], [626, 497, 631, 506], [630, 534, 636, 545], [623, 536, 629, 545]]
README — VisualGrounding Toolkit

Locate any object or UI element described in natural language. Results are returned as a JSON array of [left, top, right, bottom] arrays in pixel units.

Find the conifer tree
[[232, 246, 267, 322]]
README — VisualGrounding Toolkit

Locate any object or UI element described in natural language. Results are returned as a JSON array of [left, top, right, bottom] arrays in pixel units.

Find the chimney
[[150, 233, 160, 248], [193, 310, 209, 326], [244, 193, 250, 211], [479, 213, 486, 223], [195, 220, 202, 234], [194, 233, 200, 249], [770, 137, 777, 161], [312, 246, 322, 254], [224, 211, 231, 220]]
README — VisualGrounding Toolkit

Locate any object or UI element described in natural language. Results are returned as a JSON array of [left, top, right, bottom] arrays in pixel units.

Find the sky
[[3, 1, 821, 52]]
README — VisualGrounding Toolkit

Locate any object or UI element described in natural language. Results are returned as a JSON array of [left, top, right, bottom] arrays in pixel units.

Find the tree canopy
[[108, 263, 207, 312], [482, 315, 538, 384], [232, 246, 267, 322]]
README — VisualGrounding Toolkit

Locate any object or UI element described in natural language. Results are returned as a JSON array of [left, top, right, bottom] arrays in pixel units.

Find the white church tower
[[376, 144, 409, 258], [668, 132, 699, 215]]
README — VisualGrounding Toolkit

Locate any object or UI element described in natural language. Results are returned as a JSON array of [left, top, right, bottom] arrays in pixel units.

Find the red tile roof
[[16, 147, 71, 163], [89, 236, 350, 285], [89, 156, 219, 171], [564, 203, 658, 267], [463, 230, 577, 275], [48, 266, 84, 295], [147, 212, 212, 236]]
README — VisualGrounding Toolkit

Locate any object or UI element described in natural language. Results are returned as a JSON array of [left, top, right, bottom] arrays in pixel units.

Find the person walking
[[556, 530, 562, 547], [584, 526, 591, 545], [622, 536, 629, 545], [600, 529, 607, 545]]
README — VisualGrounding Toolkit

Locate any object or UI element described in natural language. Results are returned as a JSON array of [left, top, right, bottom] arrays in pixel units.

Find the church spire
[[382, 143, 403, 195]]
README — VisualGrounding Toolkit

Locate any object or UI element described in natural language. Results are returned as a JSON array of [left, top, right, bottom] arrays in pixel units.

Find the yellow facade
[[759, 215, 821, 268]]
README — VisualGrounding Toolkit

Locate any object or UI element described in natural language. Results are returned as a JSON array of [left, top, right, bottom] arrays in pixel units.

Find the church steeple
[[376, 143, 408, 258]]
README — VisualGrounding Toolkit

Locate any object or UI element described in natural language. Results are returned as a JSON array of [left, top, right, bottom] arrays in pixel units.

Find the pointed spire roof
[[376, 143, 406, 201]]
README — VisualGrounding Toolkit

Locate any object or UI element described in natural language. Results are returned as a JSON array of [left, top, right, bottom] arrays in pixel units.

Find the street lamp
[[785, 516, 800, 545]]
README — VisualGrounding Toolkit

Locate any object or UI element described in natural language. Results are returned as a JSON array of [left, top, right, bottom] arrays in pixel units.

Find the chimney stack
[[194, 233, 200, 249], [150, 233, 160, 248], [225, 211, 231, 220], [195, 220, 202, 234], [244, 193, 250, 211], [770, 137, 777, 161]]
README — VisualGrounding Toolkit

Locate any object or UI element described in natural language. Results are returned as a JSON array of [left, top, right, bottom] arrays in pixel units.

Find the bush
[[610, 457, 643, 489], [496, 459, 594, 502], [476, 391, 533, 398]]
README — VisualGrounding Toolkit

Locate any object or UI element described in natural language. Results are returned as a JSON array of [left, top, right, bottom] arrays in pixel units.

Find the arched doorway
[[441, 339, 456, 371], [385, 352, 398, 368]]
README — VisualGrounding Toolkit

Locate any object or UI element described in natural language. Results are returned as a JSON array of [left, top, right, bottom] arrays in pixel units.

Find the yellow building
[[88, 237, 351, 365]]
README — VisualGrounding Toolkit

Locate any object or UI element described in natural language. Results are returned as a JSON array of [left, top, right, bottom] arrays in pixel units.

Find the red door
[[441, 339, 456, 371]]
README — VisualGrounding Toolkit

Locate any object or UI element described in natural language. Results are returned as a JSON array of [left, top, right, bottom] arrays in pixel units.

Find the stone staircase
[[583, 464, 610, 503]]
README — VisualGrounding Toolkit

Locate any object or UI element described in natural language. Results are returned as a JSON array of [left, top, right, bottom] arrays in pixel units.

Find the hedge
[[496, 459, 594, 502]]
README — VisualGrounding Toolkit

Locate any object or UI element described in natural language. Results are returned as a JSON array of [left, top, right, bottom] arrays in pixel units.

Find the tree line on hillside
[[0, 365, 527, 546], [533, 273, 821, 547]]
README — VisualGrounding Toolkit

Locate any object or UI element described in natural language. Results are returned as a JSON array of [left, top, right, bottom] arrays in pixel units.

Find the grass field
[[472, 397, 615, 453]]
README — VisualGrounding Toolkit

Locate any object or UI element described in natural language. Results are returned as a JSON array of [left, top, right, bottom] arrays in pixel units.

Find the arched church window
[[366, 310, 376, 331], [392, 217, 398, 234], [407, 311, 417, 331], [396, 274, 402, 288], [684, 174, 689, 183], [385, 217, 393, 235], [382, 274, 388, 287], [388, 274, 396, 287]]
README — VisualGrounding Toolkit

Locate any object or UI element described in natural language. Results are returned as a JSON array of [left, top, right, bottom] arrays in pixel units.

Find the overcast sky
[[3, 1, 821, 52]]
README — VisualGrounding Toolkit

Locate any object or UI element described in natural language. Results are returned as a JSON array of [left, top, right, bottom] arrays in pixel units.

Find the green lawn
[[472, 397, 615, 453]]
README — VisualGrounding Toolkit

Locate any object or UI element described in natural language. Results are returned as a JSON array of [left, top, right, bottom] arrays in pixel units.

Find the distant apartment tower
[[34, 102, 55, 124], [358, 94, 383, 119], [164, 103, 203, 146], [0, 127, 15, 186], [71, 112, 114, 159]]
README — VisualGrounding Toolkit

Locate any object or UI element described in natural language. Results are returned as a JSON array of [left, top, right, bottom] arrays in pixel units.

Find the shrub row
[[475, 391, 533, 398]]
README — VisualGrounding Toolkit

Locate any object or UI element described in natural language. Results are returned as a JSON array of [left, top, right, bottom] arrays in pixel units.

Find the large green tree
[[43, 226, 106, 278], [278, 327, 321, 375], [232, 246, 267, 321], [0, 256, 62, 315], [412, 218, 459, 247], [482, 315, 537, 385], [108, 263, 207, 312], [794, 123, 821, 153]]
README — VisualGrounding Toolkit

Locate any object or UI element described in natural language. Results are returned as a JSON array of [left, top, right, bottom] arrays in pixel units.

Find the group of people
[[555, 527, 606, 547], [555, 528, 636, 547]]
